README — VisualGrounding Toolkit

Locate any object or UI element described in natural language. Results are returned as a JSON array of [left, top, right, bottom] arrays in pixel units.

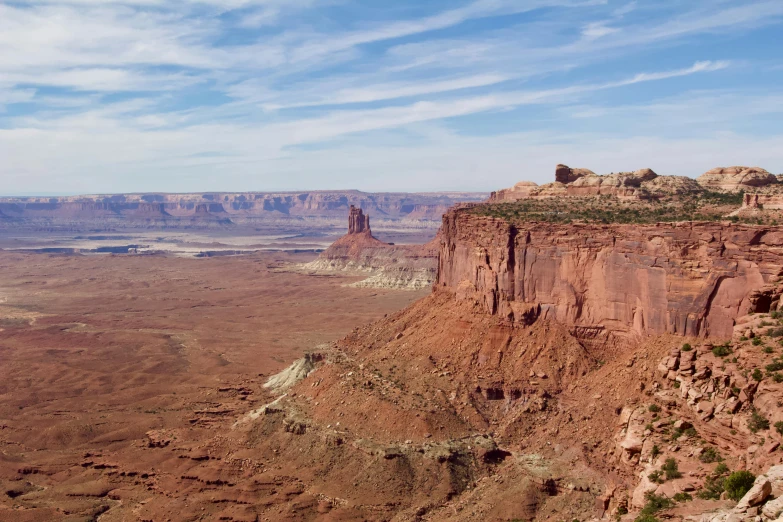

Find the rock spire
[[348, 205, 371, 234]]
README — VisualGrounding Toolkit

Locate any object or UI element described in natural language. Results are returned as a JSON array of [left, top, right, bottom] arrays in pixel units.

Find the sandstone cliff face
[[744, 193, 783, 210], [438, 209, 783, 340]]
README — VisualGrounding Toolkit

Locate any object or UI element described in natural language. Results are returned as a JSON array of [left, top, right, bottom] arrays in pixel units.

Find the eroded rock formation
[[555, 164, 595, 184], [698, 166, 778, 191], [489, 181, 539, 202], [438, 208, 783, 341], [348, 205, 371, 234], [302, 207, 439, 289], [491, 164, 780, 204], [493, 164, 686, 201]]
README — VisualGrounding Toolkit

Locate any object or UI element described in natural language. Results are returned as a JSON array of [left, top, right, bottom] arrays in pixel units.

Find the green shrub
[[673, 492, 692, 502], [713, 344, 733, 357], [766, 361, 783, 372], [699, 447, 722, 463], [752, 337, 763, 346], [672, 425, 696, 440], [764, 346, 774, 354], [639, 492, 674, 515], [740, 336, 749, 341], [773, 373, 783, 383], [649, 404, 661, 413], [698, 464, 730, 499], [662, 458, 682, 480], [651, 444, 661, 459], [648, 470, 663, 483], [749, 411, 770, 433], [775, 421, 783, 435], [752, 368, 764, 381], [682, 343, 692, 351], [698, 476, 725, 500], [724, 471, 756, 501]]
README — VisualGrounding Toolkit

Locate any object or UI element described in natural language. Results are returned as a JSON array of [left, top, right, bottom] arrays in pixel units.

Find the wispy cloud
[[0, 0, 781, 192]]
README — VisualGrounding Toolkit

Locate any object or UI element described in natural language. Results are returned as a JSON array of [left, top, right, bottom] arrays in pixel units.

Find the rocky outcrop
[[643, 175, 704, 195], [492, 164, 707, 202], [438, 208, 783, 341], [698, 166, 778, 191], [302, 208, 438, 290], [489, 181, 539, 202], [563, 168, 659, 198], [348, 205, 371, 234], [555, 164, 595, 184], [744, 193, 783, 210]]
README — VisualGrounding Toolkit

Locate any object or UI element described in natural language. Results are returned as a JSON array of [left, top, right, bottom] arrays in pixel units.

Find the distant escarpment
[[438, 207, 783, 342], [0, 190, 486, 231], [302, 206, 438, 290]]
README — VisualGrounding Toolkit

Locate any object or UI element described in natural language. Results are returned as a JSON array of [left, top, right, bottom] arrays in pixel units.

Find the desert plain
[[0, 250, 425, 521]]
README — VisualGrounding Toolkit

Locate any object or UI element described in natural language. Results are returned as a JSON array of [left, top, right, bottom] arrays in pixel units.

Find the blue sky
[[1, 0, 782, 194]]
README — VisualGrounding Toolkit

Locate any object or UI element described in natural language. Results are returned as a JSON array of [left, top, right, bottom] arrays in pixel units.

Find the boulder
[[673, 420, 692, 431], [766, 465, 783, 496], [735, 476, 771, 510], [761, 496, 783, 520], [697, 401, 715, 417]]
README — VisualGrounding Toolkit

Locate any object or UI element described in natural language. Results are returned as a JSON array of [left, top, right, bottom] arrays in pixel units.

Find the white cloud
[[581, 22, 618, 39], [234, 74, 511, 109], [0, 1, 781, 193]]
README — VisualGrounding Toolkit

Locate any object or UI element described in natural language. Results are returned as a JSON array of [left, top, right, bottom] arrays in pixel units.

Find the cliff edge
[[438, 208, 783, 343]]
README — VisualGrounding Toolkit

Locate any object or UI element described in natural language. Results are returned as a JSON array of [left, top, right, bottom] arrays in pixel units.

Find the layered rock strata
[[0, 191, 486, 231], [698, 166, 778, 191], [302, 208, 438, 290], [438, 208, 783, 341]]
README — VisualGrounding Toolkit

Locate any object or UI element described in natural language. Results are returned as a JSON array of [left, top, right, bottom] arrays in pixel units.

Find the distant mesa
[[0, 191, 486, 232]]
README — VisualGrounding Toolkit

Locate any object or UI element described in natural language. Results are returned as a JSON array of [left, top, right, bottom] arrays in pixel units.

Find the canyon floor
[[0, 251, 425, 521]]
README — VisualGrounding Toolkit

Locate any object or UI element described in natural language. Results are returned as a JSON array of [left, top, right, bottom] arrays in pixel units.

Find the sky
[[1, 0, 782, 195]]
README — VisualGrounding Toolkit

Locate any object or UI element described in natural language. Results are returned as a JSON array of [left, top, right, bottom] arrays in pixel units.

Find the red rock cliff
[[438, 208, 783, 340]]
